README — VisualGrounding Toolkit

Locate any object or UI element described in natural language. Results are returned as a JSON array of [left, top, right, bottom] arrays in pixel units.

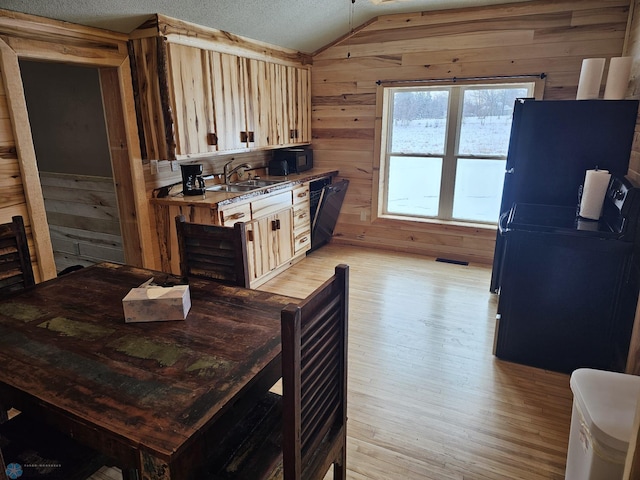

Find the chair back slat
[[0, 216, 35, 299], [175, 215, 250, 287], [281, 264, 348, 480]]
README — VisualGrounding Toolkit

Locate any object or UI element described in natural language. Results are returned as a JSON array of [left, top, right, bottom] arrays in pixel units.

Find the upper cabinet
[[128, 14, 312, 160]]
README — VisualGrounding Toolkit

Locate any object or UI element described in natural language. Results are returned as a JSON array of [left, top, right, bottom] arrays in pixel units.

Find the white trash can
[[565, 368, 640, 480]]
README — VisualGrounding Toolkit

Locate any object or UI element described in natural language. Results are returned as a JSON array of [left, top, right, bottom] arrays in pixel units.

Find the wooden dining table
[[0, 262, 298, 480]]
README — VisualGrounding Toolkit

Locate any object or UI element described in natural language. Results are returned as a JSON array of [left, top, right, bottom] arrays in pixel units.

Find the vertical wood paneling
[[0, 38, 53, 282], [311, 0, 630, 264], [128, 37, 171, 161]]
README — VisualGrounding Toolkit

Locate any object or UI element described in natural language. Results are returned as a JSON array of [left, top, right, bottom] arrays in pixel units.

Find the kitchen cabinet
[[292, 183, 311, 253], [153, 185, 309, 287], [244, 190, 295, 284], [129, 32, 311, 160], [246, 208, 294, 283]]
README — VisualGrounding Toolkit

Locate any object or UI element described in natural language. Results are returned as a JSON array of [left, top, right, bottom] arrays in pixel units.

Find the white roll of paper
[[579, 169, 611, 220], [604, 56, 633, 100], [576, 58, 606, 100]]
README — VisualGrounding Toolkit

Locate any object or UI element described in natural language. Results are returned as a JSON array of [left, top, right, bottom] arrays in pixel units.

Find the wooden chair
[[0, 216, 35, 298], [201, 264, 349, 480], [176, 215, 250, 287], [0, 412, 110, 480]]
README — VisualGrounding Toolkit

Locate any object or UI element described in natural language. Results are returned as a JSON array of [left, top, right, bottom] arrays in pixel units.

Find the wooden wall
[[41, 172, 124, 272], [311, 0, 630, 264]]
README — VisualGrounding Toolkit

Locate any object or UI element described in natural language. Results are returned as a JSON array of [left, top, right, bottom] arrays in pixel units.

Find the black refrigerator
[[490, 98, 639, 293]]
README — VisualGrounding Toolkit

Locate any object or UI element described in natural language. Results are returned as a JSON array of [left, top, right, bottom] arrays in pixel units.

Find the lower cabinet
[[246, 207, 294, 283], [156, 183, 311, 287], [292, 183, 311, 254]]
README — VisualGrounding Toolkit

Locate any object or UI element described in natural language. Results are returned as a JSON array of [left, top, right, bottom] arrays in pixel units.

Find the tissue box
[[122, 285, 191, 323]]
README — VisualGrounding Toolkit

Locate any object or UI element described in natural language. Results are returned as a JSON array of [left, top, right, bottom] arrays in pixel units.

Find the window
[[380, 83, 535, 224]]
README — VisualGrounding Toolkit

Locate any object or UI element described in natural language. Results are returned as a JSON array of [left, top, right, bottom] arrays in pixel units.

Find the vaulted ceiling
[[0, 0, 532, 53]]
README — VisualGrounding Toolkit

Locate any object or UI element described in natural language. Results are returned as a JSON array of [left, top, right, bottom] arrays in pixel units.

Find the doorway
[[19, 60, 125, 273]]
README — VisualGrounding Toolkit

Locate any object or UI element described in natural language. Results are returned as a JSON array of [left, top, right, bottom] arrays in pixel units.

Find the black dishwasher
[[309, 179, 349, 252], [494, 176, 640, 373]]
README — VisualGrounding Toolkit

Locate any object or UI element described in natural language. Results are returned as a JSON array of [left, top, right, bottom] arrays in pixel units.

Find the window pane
[[452, 159, 506, 222], [458, 88, 529, 156], [390, 90, 449, 154], [387, 156, 442, 216]]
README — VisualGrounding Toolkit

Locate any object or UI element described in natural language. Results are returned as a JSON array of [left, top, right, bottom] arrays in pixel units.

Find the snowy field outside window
[[383, 84, 534, 223]]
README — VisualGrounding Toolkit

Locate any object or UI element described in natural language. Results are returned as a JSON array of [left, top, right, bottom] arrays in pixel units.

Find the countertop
[[150, 169, 339, 207]]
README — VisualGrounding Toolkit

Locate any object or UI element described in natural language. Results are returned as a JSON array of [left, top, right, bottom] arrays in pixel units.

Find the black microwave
[[269, 148, 313, 175]]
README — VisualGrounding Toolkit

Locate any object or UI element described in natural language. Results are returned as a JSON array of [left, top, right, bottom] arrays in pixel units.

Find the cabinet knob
[[207, 132, 218, 146], [297, 191, 308, 198], [247, 230, 254, 242]]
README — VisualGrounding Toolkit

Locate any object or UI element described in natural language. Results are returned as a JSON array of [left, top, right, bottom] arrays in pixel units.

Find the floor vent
[[435, 258, 469, 266]]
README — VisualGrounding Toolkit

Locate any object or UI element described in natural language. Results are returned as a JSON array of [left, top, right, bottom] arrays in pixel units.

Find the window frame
[[375, 79, 541, 226]]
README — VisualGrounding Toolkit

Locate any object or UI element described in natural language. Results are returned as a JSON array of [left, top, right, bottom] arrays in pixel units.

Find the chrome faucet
[[223, 161, 252, 184]]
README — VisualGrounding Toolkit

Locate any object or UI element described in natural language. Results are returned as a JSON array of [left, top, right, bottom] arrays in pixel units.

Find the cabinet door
[[245, 207, 293, 283], [209, 51, 248, 151], [269, 208, 294, 268], [247, 61, 310, 148], [266, 63, 284, 147], [246, 216, 270, 282], [166, 43, 215, 156], [283, 66, 311, 144], [246, 58, 270, 147]]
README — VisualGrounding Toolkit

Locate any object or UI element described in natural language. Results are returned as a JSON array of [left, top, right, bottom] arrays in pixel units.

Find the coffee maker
[[181, 164, 205, 196]]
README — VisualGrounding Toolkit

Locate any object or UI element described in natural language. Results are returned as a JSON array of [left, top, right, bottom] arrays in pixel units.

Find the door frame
[[0, 14, 153, 280]]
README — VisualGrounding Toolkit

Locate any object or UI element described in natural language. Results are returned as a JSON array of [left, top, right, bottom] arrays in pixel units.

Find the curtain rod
[[375, 73, 546, 86]]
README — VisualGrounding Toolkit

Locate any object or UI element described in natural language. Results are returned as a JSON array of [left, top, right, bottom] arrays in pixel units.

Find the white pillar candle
[[604, 56, 633, 100], [576, 58, 606, 100]]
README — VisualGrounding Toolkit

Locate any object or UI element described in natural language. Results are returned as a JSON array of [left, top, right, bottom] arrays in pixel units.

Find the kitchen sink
[[205, 179, 286, 193], [233, 179, 285, 187], [205, 184, 257, 193]]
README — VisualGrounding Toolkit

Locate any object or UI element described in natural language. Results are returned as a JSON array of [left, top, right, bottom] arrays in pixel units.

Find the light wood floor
[[91, 244, 574, 480]]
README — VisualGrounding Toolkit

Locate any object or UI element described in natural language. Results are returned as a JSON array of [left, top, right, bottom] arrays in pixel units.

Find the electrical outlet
[[150, 160, 159, 175], [170, 161, 179, 172], [360, 210, 367, 221]]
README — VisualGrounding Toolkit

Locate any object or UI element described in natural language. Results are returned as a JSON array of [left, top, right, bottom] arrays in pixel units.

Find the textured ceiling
[[0, 0, 532, 53]]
